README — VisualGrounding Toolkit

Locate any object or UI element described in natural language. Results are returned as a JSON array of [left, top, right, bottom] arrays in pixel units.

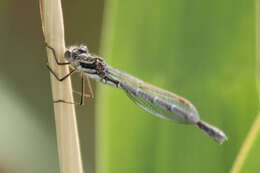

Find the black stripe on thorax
[[80, 62, 97, 69]]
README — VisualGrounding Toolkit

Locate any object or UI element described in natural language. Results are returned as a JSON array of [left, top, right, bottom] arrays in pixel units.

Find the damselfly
[[46, 44, 227, 144]]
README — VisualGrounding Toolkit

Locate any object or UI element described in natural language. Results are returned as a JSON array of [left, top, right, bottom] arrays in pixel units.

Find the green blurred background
[[0, 0, 258, 173]]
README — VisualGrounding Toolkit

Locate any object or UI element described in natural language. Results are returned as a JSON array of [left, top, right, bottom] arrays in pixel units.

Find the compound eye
[[79, 45, 88, 53], [64, 50, 72, 59]]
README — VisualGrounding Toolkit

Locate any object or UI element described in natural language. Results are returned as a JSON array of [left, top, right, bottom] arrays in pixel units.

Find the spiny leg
[[45, 42, 70, 65], [46, 62, 76, 82], [73, 91, 93, 99], [79, 72, 85, 105], [72, 74, 94, 104], [46, 64, 79, 104], [45, 42, 75, 81], [45, 43, 80, 105], [86, 75, 94, 98], [54, 72, 92, 106]]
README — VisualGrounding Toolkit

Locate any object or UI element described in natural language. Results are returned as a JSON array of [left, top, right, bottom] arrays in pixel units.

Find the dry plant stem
[[230, 114, 260, 173], [39, 0, 83, 173]]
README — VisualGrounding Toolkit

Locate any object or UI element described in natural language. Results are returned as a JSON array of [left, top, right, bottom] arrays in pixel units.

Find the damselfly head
[[64, 45, 107, 75], [64, 45, 89, 61]]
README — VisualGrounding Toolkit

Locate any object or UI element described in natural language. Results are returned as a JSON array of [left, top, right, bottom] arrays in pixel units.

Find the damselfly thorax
[[45, 44, 227, 144]]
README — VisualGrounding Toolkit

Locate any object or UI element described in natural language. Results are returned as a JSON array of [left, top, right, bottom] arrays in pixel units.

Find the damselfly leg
[[72, 72, 94, 105], [53, 73, 93, 105], [46, 44, 94, 106], [45, 42, 70, 65], [46, 62, 76, 82], [73, 74, 94, 100]]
